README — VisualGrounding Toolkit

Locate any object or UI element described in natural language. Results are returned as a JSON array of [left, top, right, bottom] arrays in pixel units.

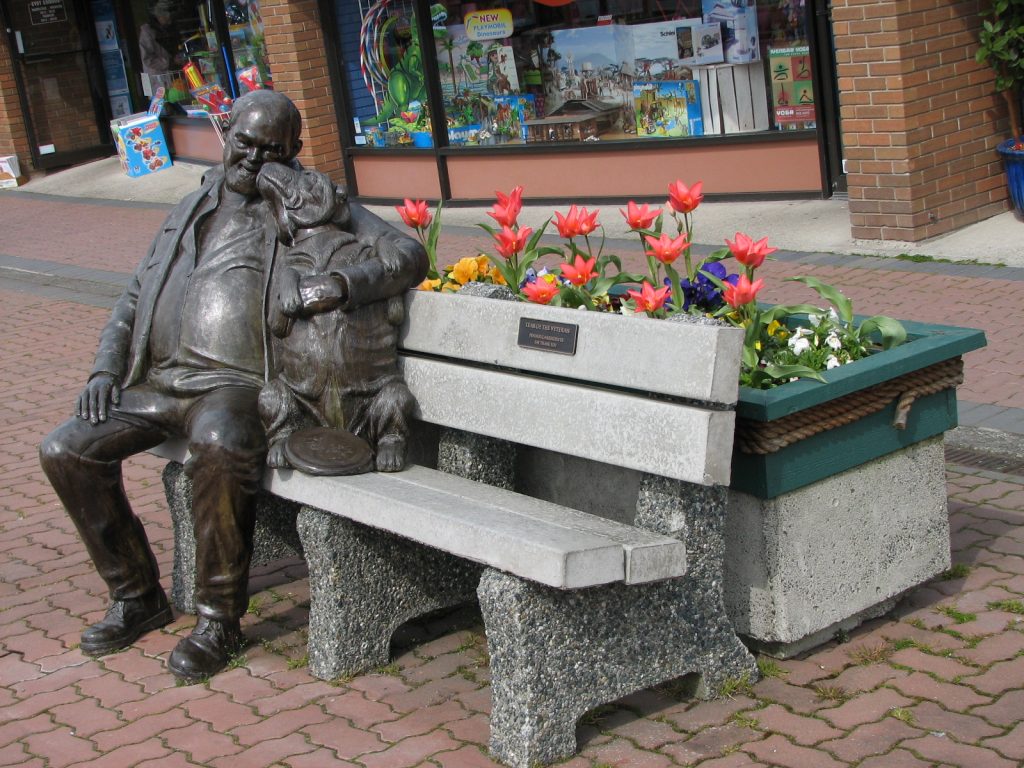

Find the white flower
[[826, 332, 842, 350], [828, 308, 840, 323], [809, 313, 825, 327], [790, 336, 811, 355], [826, 355, 841, 369]]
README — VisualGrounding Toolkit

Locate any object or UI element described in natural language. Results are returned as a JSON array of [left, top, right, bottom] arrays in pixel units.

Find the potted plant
[[976, 0, 1024, 216]]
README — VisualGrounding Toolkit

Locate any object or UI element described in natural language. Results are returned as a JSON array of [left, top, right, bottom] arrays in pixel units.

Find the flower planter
[[723, 319, 987, 654], [730, 319, 987, 499], [998, 138, 1024, 219]]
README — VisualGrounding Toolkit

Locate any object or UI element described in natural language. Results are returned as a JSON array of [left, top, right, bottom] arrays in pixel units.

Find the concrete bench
[[156, 286, 756, 768]]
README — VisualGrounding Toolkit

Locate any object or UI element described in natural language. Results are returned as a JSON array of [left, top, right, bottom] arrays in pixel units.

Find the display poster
[[702, 0, 760, 63], [768, 45, 815, 126], [91, 0, 132, 118], [544, 25, 635, 114], [437, 24, 519, 99], [633, 80, 704, 138], [632, 19, 723, 79], [490, 93, 537, 140]]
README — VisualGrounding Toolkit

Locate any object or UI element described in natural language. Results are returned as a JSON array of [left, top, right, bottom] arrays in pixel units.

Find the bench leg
[[297, 506, 483, 681], [164, 462, 304, 615], [437, 428, 516, 489], [479, 569, 756, 768]]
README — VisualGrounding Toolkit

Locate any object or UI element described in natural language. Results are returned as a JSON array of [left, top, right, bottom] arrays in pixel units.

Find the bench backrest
[[399, 291, 744, 487]]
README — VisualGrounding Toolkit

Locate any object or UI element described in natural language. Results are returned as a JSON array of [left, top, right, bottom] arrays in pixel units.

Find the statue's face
[[223, 105, 297, 196]]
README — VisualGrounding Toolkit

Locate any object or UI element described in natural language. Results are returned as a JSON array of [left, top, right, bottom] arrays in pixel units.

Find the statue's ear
[[290, 139, 304, 161]]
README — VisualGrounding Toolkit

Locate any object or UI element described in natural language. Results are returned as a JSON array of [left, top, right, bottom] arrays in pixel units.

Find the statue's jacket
[[89, 166, 427, 389]]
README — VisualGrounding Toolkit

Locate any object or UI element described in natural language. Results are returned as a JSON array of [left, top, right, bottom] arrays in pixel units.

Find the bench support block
[[297, 508, 482, 680], [479, 474, 756, 768]]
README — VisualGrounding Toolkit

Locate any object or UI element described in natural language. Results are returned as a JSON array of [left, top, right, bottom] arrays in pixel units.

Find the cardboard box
[[703, 0, 760, 64], [0, 155, 22, 188], [633, 80, 704, 138], [110, 113, 172, 177]]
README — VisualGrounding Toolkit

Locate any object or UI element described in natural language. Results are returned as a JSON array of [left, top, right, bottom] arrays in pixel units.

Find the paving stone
[[11, 660, 101, 697], [372, 701, 470, 741], [91, 708, 192, 753], [742, 733, 846, 768], [906, 700, 1002, 742], [208, 733, 317, 768], [205, 667, 280, 704], [888, 671, 993, 711], [112, 681, 213, 720], [605, 715, 682, 750], [659, 696, 758, 733], [675, 723, 763, 761], [229, 704, 331, 746], [76, 673, 147, 709], [746, 704, 842, 745], [431, 744, 505, 768], [981, 722, 1024, 762], [585, 736, 675, 768], [181, 692, 260, 730], [134, 753, 208, 768], [1, 686, 80, 722], [250, 680, 339, 716], [828, 663, 908, 693], [855, 747, 938, 767], [0, 743, 32, 768], [302, 719, 389, 759], [50, 698, 123, 739], [817, 717, 923, 763], [955, 629, 1024, 666], [751, 677, 828, 715], [64, 737, 170, 767], [967, 657, 1024, 695], [971, 689, 1024, 727], [280, 748, 362, 768], [320, 690, 401, 728], [160, 721, 244, 763], [358, 730, 464, 768], [888, 647, 979, 681], [819, 687, 914, 730], [901, 732, 1019, 768], [444, 712, 490, 744], [381, 676, 479, 712], [21, 727, 97, 768], [693, 755, 765, 767]]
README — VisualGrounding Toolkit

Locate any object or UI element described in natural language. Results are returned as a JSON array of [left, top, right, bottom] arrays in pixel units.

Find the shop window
[[131, 0, 272, 111], [343, 0, 813, 149]]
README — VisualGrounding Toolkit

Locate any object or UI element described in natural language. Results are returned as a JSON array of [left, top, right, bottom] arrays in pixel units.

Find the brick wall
[[0, 25, 32, 174], [261, 0, 345, 183], [833, 0, 1009, 241]]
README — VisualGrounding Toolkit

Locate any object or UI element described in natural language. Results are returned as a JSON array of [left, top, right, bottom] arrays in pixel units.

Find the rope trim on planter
[[735, 357, 965, 455]]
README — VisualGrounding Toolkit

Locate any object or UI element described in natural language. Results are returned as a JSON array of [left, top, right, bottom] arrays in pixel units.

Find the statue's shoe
[[80, 591, 173, 655], [168, 617, 244, 681]]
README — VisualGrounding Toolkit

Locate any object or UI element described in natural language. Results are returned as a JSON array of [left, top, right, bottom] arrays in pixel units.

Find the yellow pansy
[[418, 278, 441, 291], [450, 256, 481, 285]]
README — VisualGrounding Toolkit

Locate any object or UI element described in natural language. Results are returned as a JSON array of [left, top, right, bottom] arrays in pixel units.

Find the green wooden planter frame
[[730, 319, 987, 499]]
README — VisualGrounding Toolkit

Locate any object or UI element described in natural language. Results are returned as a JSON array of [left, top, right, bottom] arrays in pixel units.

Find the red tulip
[[643, 232, 689, 265], [555, 205, 599, 238], [488, 185, 524, 227], [396, 198, 432, 229], [523, 276, 560, 304], [667, 180, 703, 214], [627, 281, 671, 313], [494, 225, 533, 259], [723, 274, 765, 308], [559, 254, 598, 286], [726, 232, 778, 269], [620, 201, 660, 230]]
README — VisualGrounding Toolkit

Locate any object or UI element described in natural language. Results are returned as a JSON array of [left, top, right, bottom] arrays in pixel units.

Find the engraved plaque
[[517, 317, 578, 356]]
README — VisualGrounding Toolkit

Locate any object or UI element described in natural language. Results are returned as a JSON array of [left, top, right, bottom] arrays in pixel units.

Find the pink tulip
[[488, 185, 524, 227], [493, 225, 533, 259], [726, 232, 777, 269], [643, 232, 689, 265], [620, 201, 660, 230], [723, 274, 765, 308], [667, 180, 703, 214], [559, 254, 598, 286], [396, 198, 431, 229], [627, 281, 671, 313], [555, 205, 599, 238]]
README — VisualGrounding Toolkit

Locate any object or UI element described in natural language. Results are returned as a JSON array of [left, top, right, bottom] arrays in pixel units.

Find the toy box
[[703, 0, 760, 63], [631, 19, 724, 79], [634, 80, 704, 138], [110, 113, 172, 177], [490, 94, 537, 140], [0, 155, 22, 188]]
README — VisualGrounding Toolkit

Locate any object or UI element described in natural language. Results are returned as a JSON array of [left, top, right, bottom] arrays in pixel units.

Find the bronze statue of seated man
[[39, 89, 427, 681]]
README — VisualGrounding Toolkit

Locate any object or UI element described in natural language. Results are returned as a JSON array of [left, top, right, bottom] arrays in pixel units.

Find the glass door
[[2, 0, 113, 168]]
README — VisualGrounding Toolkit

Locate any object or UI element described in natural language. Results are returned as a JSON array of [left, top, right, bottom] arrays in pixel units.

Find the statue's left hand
[[76, 372, 121, 425]]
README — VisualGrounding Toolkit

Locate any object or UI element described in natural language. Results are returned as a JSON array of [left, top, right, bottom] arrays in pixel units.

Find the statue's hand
[[374, 237, 407, 276], [276, 267, 303, 318], [76, 373, 121, 425]]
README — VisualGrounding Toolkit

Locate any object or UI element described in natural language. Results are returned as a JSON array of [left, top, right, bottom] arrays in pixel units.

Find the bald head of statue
[[222, 90, 304, 197]]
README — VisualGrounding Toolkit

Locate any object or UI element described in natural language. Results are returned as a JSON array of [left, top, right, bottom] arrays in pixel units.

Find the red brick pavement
[[2, 195, 1024, 766]]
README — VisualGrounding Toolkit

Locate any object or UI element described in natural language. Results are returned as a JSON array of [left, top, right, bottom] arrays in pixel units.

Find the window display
[[342, 0, 813, 150], [131, 0, 272, 111]]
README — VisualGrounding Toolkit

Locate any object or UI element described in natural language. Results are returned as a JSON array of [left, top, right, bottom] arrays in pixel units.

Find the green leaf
[[786, 276, 854, 323], [857, 315, 907, 350], [762, 363, 827, 383], [477, 222, 497, 238], [525, 219, 551, 252]]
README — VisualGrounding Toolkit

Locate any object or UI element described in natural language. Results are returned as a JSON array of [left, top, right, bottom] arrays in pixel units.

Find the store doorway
[[811, 0, 846, 195], [1, 0, 113, 169]]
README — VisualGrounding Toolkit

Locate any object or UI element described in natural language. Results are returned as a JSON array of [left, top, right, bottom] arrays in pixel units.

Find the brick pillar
[[0, 25, 32, 174], [834, 0, 1009, 241], [261, 0, 344, 183]]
